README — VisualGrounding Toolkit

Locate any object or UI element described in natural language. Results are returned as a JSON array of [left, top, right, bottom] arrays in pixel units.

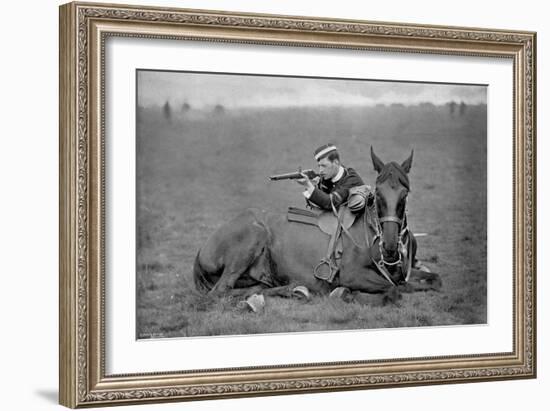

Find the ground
[[135, 102, 487, 338]]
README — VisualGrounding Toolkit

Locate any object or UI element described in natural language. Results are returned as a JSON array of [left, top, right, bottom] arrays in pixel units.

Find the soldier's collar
[[331, 166, 345, 183]]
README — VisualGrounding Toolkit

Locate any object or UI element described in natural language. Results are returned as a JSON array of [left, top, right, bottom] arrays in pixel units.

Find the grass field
[[135, 102, 487, 339]]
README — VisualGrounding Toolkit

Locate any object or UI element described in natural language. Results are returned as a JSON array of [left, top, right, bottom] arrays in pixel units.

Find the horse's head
[[370, 147, 413, 262]]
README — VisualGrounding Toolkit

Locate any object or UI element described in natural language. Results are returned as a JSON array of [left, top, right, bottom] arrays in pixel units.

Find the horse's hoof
[[414, 260, 431, 273], [329, 287, 350, 300], [237, 294, 265, 313], [292, 286, 311, 301]]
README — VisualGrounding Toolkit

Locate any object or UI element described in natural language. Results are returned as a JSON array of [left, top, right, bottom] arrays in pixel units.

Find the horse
[[192, 147, 442, 305]]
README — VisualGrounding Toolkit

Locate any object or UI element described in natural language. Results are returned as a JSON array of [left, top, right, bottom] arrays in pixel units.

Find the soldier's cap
[[314, 144, 338, 161]]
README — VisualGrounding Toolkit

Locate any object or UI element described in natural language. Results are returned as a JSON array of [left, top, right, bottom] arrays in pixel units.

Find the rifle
[[269, 168, 319, 181]]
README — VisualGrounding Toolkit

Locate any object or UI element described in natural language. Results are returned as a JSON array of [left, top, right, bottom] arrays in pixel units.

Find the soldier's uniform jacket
[[307, 166, 364, 211]]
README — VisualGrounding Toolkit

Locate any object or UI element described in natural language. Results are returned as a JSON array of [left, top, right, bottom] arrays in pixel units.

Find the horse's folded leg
[[261, 285, 299, 299], [407, 269, 443, 292], [208, 266, 248, 297], [382, 287, 402, 306], [350, 291, 383, 306], [397, 282, 415, 293], [208, 281, 231, 297], [349, 287, 401, 306]]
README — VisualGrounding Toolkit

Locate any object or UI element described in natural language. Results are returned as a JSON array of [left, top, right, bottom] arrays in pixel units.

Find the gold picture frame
[[59, 1, 536, 408]]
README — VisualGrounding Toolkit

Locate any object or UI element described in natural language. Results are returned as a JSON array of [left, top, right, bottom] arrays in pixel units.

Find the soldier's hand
[[295, 178, 309, 187], [296, 172, 314, 190]]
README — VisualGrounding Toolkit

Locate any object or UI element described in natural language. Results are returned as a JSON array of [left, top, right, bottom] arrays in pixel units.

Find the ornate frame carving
[[59, 1, 536, 408]]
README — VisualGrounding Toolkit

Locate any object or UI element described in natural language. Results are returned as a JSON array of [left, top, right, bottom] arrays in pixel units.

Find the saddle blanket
[[287, 207, 321, 226], [287, 206, 356, 236]]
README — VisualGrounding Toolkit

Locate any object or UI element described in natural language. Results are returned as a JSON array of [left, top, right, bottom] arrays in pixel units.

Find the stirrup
[[314, 258, 339, 283]]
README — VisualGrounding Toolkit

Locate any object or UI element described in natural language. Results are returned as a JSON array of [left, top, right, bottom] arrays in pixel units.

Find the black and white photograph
[[49, 0, 539, 408], [136, 70, 487, 339]]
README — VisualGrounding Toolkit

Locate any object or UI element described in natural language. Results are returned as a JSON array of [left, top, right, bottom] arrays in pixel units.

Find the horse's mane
[[376, 162, 410, 191]]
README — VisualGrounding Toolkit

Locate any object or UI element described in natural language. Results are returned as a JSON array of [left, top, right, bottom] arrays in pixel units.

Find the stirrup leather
[[314, 200, 345, 283]]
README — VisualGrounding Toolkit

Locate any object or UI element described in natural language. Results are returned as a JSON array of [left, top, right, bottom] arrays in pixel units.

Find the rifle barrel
[[269, 172, 302, 181], [268, 169, 318, 181]]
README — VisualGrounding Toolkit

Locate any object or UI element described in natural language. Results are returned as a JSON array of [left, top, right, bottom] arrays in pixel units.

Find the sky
[[137, 70, 487, 109]]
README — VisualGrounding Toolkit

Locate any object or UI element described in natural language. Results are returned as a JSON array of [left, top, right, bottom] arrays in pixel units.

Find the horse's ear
[[401, 149, 414, 173], [371, 146, 385, 173]]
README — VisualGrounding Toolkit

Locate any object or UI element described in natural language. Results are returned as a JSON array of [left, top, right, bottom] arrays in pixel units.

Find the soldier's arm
[[307, 187, 353, 210], [307, 172, 365, 210], [302, 177, 333, 210], [306, 188, 333, 210]]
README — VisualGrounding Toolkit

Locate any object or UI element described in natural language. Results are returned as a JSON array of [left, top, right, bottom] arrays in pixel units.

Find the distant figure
[[459, 101, 467, 116], [214, 104, 225, 115], [449, 101, 457, 116], [163, 101, 172, 120], [181, 102, 191, 112]]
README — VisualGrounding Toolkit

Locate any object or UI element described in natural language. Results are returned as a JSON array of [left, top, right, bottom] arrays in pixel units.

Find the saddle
[[287, 206, 357, 282]]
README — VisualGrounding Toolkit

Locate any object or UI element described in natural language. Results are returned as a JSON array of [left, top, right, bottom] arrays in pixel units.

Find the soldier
[[295, 144, 372, 282], [296, 143, 369, 212]]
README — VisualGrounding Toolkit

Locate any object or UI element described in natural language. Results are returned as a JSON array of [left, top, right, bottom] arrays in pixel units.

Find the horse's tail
[[193, 251, 214, 294]]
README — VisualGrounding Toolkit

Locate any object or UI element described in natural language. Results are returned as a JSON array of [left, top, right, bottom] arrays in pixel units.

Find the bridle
[[364, 195, 412, 285], [377, 203, 408, 267], [336, 189, 412, 286]]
